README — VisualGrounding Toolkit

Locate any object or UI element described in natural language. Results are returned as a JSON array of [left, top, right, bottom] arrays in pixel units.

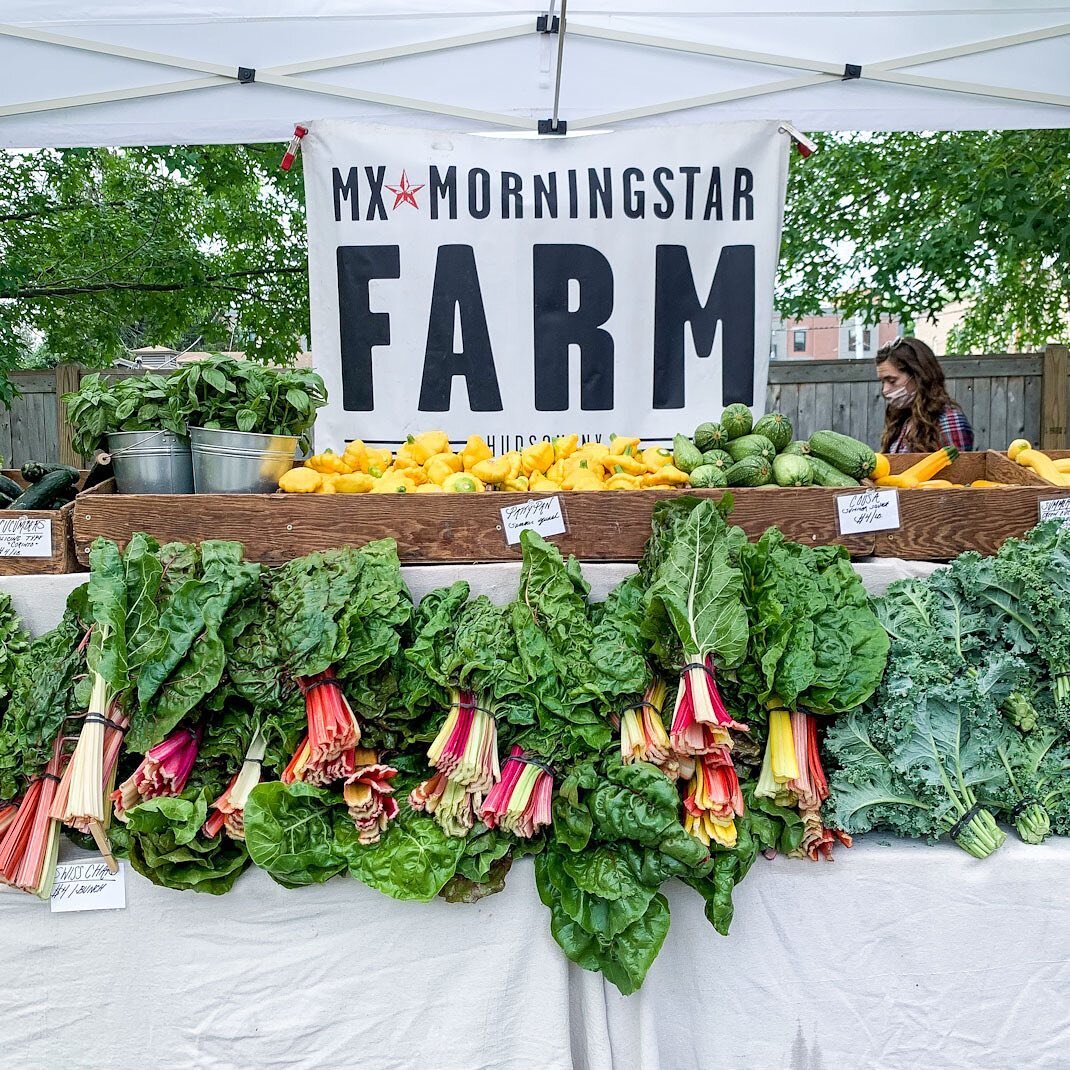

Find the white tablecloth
[[9, 560, 1060, 1070], [2, 839, 1066, 1070]]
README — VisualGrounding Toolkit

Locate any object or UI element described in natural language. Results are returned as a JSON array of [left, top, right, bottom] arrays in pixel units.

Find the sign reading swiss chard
[[302, 121, 789, 451]]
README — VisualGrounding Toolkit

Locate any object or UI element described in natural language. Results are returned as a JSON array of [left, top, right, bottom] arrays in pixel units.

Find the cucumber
[[807, 456, 860, 488], [753, 413, 793, 452], [693, 422, 727, 453], [807, 431, 876, 481], [726, 434, 776, 464], [7, 469, 78, 510], [772, 454, 813, 487], [720, 403, 753, 440], [672, 434, 704, 475], [781, 440, 811, 457], [20, 461, 79, 485], [688, 464, 728, 489], [725, 455, 772, 487], [0, 473, 24, 500], [701, 449, 733, 471]]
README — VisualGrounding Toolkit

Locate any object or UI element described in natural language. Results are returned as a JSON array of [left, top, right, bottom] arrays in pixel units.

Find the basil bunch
[[63, 373, 187, 460], [62, 359, 328, 460], [178, 357, 327, 453]]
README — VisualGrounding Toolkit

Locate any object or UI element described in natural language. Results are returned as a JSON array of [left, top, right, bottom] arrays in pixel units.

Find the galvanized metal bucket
[[190, 427, 298, 494], [106, 430, 194, 495]]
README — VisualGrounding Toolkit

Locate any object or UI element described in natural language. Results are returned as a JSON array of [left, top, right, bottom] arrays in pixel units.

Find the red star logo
[[386, 170, 425, 210]]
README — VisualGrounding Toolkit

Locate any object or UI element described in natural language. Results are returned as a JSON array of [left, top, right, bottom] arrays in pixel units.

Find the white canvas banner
[[304, 121, 789, 453]]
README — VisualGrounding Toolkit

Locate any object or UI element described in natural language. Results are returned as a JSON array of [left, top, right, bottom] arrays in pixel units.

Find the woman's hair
[[875, 336, 954, 453]]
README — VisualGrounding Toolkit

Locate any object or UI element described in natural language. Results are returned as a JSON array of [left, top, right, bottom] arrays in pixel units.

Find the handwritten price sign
[[0, 515, 51, 557], [1039, 498, 1070, 524], [50, 860, 126, 913], [836, 489, 901, 535], [500, 496, 567, 546]]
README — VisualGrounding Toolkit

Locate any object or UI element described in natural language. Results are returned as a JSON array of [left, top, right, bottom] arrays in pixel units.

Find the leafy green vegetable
[[243, 781, 346, 888], [640, 498, 749, 670], [178, 355, 326, 452], [0, 591, 86, 798], [340, 801, 465, 902], [121, 789, 249, 894], [63, 372, 187, 460]]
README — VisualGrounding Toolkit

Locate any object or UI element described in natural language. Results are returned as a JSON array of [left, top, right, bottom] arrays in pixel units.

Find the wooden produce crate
[[0, 471, 84, 576], [873, 450, 1070, 560], [73, 479, 877, 565]]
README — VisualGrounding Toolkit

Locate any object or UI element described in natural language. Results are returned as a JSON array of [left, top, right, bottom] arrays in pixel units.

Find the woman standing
[[876, 336, 974, 453]]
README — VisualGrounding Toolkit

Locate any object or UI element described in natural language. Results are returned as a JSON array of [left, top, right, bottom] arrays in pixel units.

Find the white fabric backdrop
[[1, 2, 1067, 147]]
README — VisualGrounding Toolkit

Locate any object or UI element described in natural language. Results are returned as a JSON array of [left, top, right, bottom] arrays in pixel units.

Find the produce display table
[[8, 559, 1060, 1070]]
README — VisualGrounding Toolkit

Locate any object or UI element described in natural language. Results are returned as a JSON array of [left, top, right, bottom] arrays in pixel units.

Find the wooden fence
[[0, 348, 1066, 466]]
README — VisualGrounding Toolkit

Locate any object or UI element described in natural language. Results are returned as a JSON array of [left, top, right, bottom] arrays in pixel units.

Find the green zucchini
[[753, 413, 793, 452], [0, 474, 24, 500], [688, 464, 728, 489], [725, 455, 772, 487], [781, 440, 811, 457], [21, 461, 79, 485], [672, 434, 704, 474], [701, 449, 733, 470], [693, 422, 727, 453], [807, 456, 860, 488], [807, 431, 876, 481], [720, 403, 753, 440], [726, 434, 776, 464], [772, 454, 813, 487], [8, 469, 78, 510]]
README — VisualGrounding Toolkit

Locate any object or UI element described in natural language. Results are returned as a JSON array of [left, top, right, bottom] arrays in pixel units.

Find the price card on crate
[[500, 496, 567, 545], [1039, 498, 1070, 524], [836, 489, 901, 535], [0, 515, 51, 557], [50, 859, 126, 913]]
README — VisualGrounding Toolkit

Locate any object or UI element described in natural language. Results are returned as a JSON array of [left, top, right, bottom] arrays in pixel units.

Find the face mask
[[883, 385, 915, 409]]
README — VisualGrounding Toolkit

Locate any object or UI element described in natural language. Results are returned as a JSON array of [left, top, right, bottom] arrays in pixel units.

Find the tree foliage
[[0, 145, 308, 380], [779, 130, 1070, 351]]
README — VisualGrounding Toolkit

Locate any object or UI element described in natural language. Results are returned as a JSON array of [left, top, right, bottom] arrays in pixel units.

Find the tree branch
[[0, 199, 132, 225], [2, 265, 306, 299]]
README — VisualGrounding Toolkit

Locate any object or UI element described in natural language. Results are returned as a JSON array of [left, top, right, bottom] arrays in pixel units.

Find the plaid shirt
[[889, 405, 974, 453]]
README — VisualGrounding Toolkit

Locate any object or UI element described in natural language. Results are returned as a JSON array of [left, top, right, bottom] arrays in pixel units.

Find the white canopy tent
[[0, 1, 1067, 147]]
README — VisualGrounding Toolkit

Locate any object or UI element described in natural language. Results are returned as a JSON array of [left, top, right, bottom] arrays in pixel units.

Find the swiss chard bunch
[[176, 356, 326, 452], [64, 372, 188, 459], [403, 583, 527, 838], [737, 529, 889, 858]]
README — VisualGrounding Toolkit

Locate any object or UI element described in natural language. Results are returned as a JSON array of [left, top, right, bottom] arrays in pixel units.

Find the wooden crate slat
[[74, 483, 876, 565]]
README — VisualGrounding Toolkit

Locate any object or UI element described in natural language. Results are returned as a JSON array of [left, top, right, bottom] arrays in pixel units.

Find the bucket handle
[[100, 429, 174, 463]]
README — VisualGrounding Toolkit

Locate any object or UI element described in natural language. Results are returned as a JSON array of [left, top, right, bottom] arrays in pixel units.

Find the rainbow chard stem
[[480, 746, 553, 839], [683, 749, 743, 848], [412, 689, 501, 837], [670, 654, 749, 756], [620, 679, 671, 766], [204, 727, 268, 840], [343, 749, 399, 845], [297, 667, 361, 773], [112, 723, 202, 823]]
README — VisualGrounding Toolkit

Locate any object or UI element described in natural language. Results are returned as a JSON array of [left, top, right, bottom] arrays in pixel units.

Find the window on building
[[792, 329, 807, 353], [848, 328, 873, 352]]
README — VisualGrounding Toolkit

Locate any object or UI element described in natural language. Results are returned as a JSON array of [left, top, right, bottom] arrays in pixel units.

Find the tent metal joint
[[536, 15, 560, 34], [237, 67, 256, 85], [842, 64, 863, 81], [538, 118, 567, 135]]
